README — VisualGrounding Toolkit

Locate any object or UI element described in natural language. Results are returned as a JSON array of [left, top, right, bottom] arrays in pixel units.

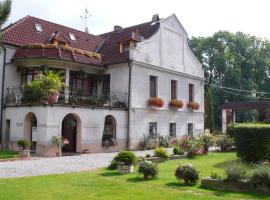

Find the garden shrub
[[179, 135, 201, 158], [154, 147, 169, 159], [107, 159, 118, 170], [214, 134, 233, 151], [159, 136, 170, 148], [250, 165, 270, 188], [198, 133, 215, 152], [138, 161, 159, 179], [210, 172, 221, 179], [173, 146, 184, 155], [225, 162, 247, 182], [17, 140, 30, 150], [228, 123, 270, 162], [175, 164, 199, 184], [114, 151, 137, 165]]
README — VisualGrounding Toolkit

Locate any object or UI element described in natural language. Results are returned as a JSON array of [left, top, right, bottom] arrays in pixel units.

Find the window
[[102, 115, 116, 146], [35, 23, 42, 32], [171, 80, 177, 100], [21, 69, 43, 85], [169, 123, 176, 138], [149, 122, 157, 138], [150, 76, 157, 97], [69, 33, 76, 41], [102, 75, 110, 97], [189, 84, 194, 102], [188, 123, 194, 136]]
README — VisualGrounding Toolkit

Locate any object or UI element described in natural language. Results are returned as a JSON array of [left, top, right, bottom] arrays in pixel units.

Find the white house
[[0, 14, 204, 156]]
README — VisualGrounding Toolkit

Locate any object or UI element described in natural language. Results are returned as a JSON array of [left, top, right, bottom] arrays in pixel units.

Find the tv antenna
[[80, 5, 91, 33]]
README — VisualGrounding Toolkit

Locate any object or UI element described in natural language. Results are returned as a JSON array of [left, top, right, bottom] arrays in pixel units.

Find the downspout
[[127, 60, 132, 149], [0, 45, 6, 149]]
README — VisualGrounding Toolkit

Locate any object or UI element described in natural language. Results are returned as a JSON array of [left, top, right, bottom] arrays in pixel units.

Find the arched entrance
[[102, 115, 116, 146], [24, 112, 37, 152], [62, 114, 78, 152]]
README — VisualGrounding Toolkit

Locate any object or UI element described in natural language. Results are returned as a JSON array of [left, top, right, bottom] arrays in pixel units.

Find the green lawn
[[0, 152, 268, 200], [0, 150, 18, 160]]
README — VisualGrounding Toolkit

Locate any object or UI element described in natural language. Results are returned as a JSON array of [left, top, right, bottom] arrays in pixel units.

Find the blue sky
[[6, 0, 270, 39]]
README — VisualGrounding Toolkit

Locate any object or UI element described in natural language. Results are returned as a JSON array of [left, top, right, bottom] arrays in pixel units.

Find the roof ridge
[[99, 20, 154, 36], [28, 15, 103, 40]]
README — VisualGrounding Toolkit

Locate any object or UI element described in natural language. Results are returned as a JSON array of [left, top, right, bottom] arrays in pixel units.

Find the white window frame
[[35, 23, 42, 32]]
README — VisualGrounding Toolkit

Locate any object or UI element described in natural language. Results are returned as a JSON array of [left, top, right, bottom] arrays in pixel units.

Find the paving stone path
[[0, 149, 172, 178]]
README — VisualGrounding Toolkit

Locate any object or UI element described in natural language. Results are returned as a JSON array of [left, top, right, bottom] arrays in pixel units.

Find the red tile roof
[[3, 16, 160, 66], [99, 21, 159, 65]]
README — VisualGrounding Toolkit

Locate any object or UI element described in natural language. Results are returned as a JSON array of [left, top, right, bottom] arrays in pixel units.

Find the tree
[[189, 31, 270, 129], [204, 88, 215, 132], [0, 0, 11, 27]]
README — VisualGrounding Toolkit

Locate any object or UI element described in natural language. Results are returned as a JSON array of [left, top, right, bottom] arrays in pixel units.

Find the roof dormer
[[49, 31, 70, 46]]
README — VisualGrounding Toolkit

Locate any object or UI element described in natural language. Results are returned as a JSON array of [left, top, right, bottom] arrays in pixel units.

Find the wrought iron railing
[[6, 87, 128, 109]]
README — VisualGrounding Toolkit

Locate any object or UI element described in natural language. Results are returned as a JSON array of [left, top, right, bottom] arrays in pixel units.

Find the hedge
[[227, 123, 270, 163]]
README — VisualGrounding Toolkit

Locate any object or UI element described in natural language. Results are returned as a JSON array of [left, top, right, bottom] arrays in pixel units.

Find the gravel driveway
[[0, 149, 169, 179]]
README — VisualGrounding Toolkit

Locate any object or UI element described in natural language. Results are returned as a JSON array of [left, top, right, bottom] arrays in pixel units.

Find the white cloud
[[6, 0, 270, 39]]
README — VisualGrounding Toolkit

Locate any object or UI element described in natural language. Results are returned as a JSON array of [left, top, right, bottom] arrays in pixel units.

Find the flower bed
[[201, 178, 270, 195], [187, 102, 200, 110], [169, 99, 183, 109], [148, 97, 164, 108]]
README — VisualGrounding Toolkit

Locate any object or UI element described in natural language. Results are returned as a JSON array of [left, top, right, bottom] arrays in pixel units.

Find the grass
[[0, 152, 269, 200], [0, 150, 18, 160]]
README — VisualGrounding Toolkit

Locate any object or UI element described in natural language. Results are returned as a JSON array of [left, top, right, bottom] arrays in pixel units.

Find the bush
[[114, 151, 137, 165], [173, 146, 184, 155], [154, 147, 169, 159], [159, 136, 170, 148], [227, 123, 270, 162], [225, 162, 247, 182], [250, 165, 270, 188], [17, 140, 30, 150], [138, 161, 159, 179], [175, 164, 199, 184], [145, 154, 151, 158], [214, 134, 233, 151], [179, 136, 201, 158], [210, 172, 221, 179], [199, 133, 215, 152], [107, 159, 118, 170]]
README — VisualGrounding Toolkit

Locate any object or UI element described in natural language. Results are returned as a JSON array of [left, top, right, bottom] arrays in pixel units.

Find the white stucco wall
[[128, 14, 205, 141], [5, 106, 127, 148]]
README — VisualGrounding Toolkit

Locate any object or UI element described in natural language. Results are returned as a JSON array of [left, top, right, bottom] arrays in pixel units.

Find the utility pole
[[80, 5, 91, 33]]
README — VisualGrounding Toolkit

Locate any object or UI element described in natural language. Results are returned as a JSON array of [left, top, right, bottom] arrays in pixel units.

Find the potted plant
[[114, 150, 137, 173], [43, 71, 65, 104], [52, 136, 69, 157], [187, 102, 200, 110], [17, 139, 30, 157], [148, 97, 164, 108], [169, 99, 184, 109]]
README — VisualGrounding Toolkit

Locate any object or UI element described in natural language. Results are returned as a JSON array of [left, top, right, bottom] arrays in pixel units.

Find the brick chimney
[[114, 25, 122, 33], [152, 14, 159, 22]]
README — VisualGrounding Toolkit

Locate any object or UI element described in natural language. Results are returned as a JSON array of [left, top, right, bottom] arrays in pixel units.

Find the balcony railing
[[6, 87, 128, 109]]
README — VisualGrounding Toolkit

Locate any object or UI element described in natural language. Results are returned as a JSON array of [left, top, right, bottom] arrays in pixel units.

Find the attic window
[[69, 33, 76, 41], [35, 23, 42, 32]]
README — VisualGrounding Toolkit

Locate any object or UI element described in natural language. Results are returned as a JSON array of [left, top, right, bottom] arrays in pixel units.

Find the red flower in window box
[[187, 102, 200, 110], [148, 97, 164, 108], [169, 99, 184, 109]]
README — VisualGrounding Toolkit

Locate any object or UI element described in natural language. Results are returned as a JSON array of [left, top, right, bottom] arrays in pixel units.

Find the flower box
[[18, 149, 30, 158], [148, 97, 164, 108], [117, 163, 134, 173], [187, 102, 200, 110], [169, 99, 183, 109]]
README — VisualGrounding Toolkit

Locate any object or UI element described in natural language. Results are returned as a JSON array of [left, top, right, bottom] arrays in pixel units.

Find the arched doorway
[[102, 115, 116, 146], [62, 114, 78, 152], [24, 112, 37, 152]]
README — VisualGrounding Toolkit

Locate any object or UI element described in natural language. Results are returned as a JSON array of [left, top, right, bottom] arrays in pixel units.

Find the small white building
[[0, 14, 204, 156]]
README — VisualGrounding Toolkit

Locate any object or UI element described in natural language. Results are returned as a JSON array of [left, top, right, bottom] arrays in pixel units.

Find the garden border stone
[[201, 178, 270, 195]]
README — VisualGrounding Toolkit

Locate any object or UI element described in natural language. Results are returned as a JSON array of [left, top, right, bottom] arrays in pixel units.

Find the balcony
[[6, 87, 128, 109]]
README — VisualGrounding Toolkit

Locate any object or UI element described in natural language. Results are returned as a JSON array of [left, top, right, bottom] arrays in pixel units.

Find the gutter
[[0, 46, 6, 149], [127, 60, 133, 149]]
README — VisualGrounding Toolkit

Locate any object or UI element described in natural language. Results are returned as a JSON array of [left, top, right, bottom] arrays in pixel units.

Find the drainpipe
[[127, 60, 133, 149], [0, 46, 6, 149]]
